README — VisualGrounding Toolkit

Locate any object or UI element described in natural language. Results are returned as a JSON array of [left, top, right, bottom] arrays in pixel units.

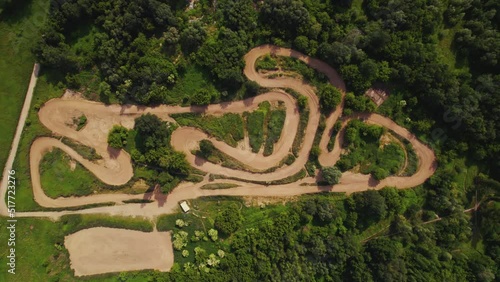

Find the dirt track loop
[[2, 45, 436, 218]]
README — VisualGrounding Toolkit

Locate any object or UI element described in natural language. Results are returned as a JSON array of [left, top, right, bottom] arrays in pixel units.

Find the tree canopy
[[107, 125, 128, 149], [321, 166, 342, 185], [214, 203, 242, 236], [318, 84, 342, 113]]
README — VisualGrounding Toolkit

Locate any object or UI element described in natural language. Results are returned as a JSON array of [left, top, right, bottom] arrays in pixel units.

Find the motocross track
[[2, 44, 437, 217]]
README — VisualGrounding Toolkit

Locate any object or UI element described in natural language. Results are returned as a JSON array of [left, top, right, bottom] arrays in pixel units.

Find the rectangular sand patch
[[64, 227, 173, 276]]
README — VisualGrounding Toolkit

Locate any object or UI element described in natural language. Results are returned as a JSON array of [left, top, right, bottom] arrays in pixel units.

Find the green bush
[[107, 125, 129, 149], [201, 183, 239, 190], [192, 88, 216, 105], [173, 112, 244, 147], [256, 54, 278, 70], [185, 174, 204, 183], [344, 92, 376, 113], [199, 139, 215, 158], [297, 95, 308, 110], [75, 115, 87, 131], [309, 145, 321, 161], [244, 80, 261, 97], [318, 84, 342, 113], [327, 121, 342, 151], [306, 162, 316, 176], [284, 154, 296, 165], [214, 203, 242, 235], [371, 167, 389, 180], [292, 107, 309, 156]]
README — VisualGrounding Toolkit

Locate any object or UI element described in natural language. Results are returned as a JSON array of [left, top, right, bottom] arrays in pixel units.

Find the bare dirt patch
[[62, 89, 84, 100], [365, 88, 389, 107], [379, 132, 393, 148], [68, 159, 76, 171], [64, 227, 173, 276]]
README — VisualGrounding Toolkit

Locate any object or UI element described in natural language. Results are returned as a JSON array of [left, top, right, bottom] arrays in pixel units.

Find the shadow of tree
[[141, 184, 168, 207]]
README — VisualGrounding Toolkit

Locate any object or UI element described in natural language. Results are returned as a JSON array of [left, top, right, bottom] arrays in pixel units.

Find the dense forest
[[163, 185, 499, 282], [30, 0, 500, 281], [128, 177, 499, 282]]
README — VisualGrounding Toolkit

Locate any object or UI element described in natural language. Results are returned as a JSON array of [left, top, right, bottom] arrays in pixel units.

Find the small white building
[[180, 201, 190, 213]]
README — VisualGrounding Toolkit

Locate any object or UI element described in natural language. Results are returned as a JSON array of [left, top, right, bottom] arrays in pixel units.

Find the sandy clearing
[[64, 227, 173, 276]]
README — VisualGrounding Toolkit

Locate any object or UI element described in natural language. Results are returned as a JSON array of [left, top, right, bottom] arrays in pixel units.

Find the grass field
[[245, 101, 270, 152], [39, 148, 102, 198], [402, 140, 419, 176], [172, 112, 244, 147], [263, 109, 286, 156], [336, 121, 406, 179], [0, 215, 154, 282], [197, 140, 258, 172], [0, 0, 49, 175], [436, 25, 471, 72]]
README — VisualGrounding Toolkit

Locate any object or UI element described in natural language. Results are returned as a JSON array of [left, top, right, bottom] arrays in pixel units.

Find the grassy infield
[[0, 2, 479, 280], [172, 101, 287, 173]]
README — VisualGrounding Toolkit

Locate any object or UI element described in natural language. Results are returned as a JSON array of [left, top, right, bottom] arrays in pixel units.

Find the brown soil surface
[[64, 227, 173, 276]]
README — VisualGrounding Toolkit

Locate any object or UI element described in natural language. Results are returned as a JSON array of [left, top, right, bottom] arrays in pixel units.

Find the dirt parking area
[[64, 227, 173, 276]]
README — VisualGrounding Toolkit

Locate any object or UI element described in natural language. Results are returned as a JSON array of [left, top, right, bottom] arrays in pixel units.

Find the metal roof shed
[[180, 201, 190, 213]]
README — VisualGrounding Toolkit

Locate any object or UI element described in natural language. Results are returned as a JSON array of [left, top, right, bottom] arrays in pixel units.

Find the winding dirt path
[[1, 45, 436, 219], [319, 112, 435, 189]]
